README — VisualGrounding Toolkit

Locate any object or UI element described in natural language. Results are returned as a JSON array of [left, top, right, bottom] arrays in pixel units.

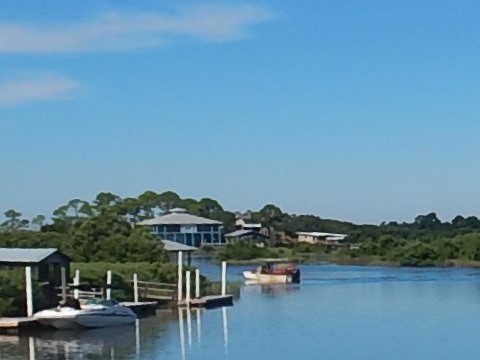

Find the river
[[2, 262, 480, 359]]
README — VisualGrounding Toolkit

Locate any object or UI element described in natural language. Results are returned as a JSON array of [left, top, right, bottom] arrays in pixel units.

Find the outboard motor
[[292, 269, 301, 284]]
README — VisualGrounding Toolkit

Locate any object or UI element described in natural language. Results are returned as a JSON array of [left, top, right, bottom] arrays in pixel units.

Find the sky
[[1, 0, 480, 225]]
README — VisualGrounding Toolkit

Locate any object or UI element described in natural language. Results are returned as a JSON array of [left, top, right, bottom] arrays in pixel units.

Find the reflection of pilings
[[196, 309, 201, 344], [28, 336, 35, 360], [186, 307, 192, 347], [135, 319, 140, 357], [178, 309, 186, 360], [222, 306, 228, 353]]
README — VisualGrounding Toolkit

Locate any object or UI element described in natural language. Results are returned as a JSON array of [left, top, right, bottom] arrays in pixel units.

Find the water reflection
[[0, 325, 136, 360], [177, 306, 229, 360]]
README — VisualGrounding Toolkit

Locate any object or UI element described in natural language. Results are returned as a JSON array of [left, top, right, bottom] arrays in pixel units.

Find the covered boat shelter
[[161, 240, 198, 266], [0, 248, 71, 287], [0, 248, 71, 315]]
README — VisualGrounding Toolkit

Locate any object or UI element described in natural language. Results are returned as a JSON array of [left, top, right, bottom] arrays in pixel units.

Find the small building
[[225, 229, 271, 245], [235, 218, 262, 231], [161, 239, 198, 266], [0, 248, 71, 287], [296, 232, 348, 248], [138, 209, 224, 247]]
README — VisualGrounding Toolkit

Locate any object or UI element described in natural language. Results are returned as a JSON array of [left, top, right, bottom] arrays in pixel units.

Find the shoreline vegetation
[[204, 246, 480, 268], [3, 190, 480, 315]]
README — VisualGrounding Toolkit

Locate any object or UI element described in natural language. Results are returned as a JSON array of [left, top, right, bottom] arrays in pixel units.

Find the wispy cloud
[[0, 76, 80, 105], [0, 4, 275, 54]]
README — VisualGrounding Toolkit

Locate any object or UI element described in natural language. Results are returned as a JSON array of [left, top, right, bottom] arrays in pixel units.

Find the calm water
[[3, 263, 480, 359]]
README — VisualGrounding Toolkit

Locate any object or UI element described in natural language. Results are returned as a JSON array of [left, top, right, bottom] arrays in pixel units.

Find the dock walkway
[[179, 294, 233, 309]]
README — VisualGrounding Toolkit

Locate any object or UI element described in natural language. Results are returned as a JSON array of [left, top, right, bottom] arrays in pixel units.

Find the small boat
[[243, 258, 301, 284], [34, 298, 137, 330]]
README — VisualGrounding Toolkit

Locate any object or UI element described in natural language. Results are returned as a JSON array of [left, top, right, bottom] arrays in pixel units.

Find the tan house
[[296, 232, 348, 247]]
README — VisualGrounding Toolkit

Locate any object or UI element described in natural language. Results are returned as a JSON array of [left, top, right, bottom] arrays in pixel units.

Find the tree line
[[3, 191, 480, 266]]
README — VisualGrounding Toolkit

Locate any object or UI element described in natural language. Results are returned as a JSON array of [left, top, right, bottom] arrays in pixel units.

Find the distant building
[[235, 218, 262, 231], [138, 209, 224, 247], [296, 232, 348, 248], [225, 229, 271, 244]]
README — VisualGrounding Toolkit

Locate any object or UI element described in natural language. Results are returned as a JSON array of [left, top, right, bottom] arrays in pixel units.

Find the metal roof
[[0, 248, 60, 263], [225, 229, 270, 238], [138, 212, 222, 226], [296, 231, 348, 240], [161, 240, 198, 252]]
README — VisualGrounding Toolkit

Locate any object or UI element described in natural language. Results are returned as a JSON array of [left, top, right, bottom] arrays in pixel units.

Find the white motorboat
[[34, 299, 137, 330], [243, 258, 301, 284]]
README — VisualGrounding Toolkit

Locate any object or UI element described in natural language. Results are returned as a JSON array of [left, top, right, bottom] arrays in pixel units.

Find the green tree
[[1, 209, 29, 230]]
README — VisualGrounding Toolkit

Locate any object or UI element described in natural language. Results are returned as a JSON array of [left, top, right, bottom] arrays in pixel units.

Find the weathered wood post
[[177, 251, 183, 304], [133, 273, 139, 303], [60, 267, 67, 303], [195, 269, 200, 298], [221, 261, 227, 296], [106, 270, 112, 300], [186, 271, 191, 307], [73, 270, 80, 300], [25, 266, 33, 317]]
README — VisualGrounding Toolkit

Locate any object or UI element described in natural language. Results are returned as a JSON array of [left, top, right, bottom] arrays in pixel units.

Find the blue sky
[[1, 0, 480, 224]]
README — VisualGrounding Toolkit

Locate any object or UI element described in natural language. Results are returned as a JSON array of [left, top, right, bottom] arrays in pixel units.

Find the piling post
[[25, 266, 33, 317], [221, 261, 227, 296], [74, 270, 80, 300], [133, 273, 139, 303], [177, 251, 183, 304], [106, 270, 112, 300], [195, 269, 200, 298], [60, 267, 67, 303], [186, 271, 191, 307]]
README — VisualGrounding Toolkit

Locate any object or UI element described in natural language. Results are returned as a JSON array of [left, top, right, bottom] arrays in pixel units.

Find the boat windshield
[[83, 299, 118, 307]]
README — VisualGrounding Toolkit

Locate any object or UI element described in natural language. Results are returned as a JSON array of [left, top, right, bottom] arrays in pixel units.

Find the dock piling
[[178, 251, 183, 304], [221, 261, 226, 296], [73, 270, 80, 299], [133, 273, 139, 303], [25, 266, 33, 317], [195, 269, 200, 298], [60, 267, 67, 303], [106, 270, 112, 300], [186, 271, 191, 307]]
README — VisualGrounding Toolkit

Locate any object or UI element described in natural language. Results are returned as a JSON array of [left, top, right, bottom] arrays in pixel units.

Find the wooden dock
[[0, 301, 158, 333], [179, 294, 233, 309], [120, 301, 158, 317], [0, 317, 44, 334]]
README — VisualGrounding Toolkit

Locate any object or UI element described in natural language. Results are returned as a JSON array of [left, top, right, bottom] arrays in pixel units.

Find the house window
[[165, 225, 181, 232]]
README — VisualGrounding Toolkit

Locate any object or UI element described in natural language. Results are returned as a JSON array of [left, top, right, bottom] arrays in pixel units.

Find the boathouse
[[138, 208, 224, 247], [0, 248, 71, 287]]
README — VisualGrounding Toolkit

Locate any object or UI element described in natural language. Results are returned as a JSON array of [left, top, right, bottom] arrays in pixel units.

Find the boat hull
[[243, 271, 290, 284], [34, 306, 137, 329]]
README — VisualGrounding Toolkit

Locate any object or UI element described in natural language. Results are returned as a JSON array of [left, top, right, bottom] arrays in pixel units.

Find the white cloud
[[0, 77, 80, 105], [0, 4, 275, 54]]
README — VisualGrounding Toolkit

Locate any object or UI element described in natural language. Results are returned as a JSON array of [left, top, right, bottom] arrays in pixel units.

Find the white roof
[[242, 223, 262, 228], [296, 232, 348, 240], [0, 248, 60, 263], [161, 240, 198, 252], [138, 212, 222, 226]]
